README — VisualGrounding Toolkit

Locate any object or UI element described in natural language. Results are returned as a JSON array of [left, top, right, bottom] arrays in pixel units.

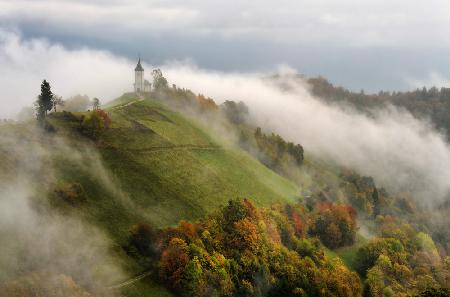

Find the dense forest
[[126, 196, 449, 297]]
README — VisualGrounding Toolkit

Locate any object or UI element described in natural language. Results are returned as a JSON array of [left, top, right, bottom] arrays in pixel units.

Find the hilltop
[[47, 94, 299, 229]]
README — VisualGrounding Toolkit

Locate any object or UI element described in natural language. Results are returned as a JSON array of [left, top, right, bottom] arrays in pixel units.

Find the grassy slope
[[8, 94, 367, 296], [46, 94, 299, 296], [100, 94, 298, 227]]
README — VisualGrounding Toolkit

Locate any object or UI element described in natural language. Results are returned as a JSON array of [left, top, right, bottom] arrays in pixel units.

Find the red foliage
[[95, 109, 111, 128], [291, 210, 305, 236], [179, 221, 197, 240], [159, 238, 190, 286]]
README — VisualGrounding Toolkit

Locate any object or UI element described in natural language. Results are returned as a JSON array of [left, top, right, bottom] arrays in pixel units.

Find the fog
[[0, 29, 131, 119], [0, 126, 126, 294], [163, 64, 450, 204], [2, 30, 450, 206]]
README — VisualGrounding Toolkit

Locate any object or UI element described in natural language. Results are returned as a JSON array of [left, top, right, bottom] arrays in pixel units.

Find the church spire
[[135, 55, 144, 72]]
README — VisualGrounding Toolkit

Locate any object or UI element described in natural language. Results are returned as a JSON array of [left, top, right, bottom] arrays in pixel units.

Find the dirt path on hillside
[[111, 99, 139, 110], [134, 144, 221, 152], [107, 271, 152, 290]]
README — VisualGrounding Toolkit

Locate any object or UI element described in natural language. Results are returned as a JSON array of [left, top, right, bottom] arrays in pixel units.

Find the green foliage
[[152, 69, 169, 91], [239, 127, 304, 179], [220, 100, 249, 124], [355, 238, 406, 276], [35, 80, 54, 122], [54, 182, 86, 206], [413, 287, 450, 297], [356, 223, 449, 297]]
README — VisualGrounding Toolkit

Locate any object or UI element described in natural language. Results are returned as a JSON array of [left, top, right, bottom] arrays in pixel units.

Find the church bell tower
[[134, 57, 144, 93]]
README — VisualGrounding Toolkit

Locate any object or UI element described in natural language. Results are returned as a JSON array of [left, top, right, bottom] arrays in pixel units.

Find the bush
[[79, 110, 111, 139], [54, 183, 85, 205]]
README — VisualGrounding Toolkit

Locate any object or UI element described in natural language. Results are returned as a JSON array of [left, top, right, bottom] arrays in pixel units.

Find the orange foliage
[[95, 109, 111, 128], [230, 218, 260, 251], [179, 221, 197, 240], [196, 94, 218, 111], [291, 209, 305, 236]]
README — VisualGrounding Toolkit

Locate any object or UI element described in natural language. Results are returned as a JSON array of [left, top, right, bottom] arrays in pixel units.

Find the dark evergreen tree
[[35, 80, 53, 122]]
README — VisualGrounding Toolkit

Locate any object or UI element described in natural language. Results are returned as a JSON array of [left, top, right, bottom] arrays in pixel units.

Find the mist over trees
[[152, 69, 169, 91], [307, 76, 450, 139], [52, 95, 64, 112], [63, 95, 91, 112], [92, 97, 100, 110]]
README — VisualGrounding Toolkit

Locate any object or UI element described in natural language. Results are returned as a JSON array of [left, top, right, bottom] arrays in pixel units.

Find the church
[[134, 57, 151, 93]]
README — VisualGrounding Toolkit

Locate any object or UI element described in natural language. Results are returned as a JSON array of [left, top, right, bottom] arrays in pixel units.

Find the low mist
[[162, 64, 450, 205], [2, 29, 450, 206], [0, 126, 126, 294]]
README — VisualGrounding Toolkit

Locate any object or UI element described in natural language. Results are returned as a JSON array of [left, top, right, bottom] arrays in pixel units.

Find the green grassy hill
[[43, 94, 299, 296]]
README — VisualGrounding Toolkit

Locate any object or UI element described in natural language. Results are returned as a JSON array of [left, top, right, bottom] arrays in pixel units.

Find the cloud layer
[[0, 30, 132, 118], [1, 0, 450, 47], [1, 30, 449, 206], [162, 64, 450, 204]]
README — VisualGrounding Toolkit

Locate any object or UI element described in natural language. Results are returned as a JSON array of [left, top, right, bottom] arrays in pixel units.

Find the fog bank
[[0, 127, 126, 293], [163, 64, 450, 204], [1, 30, 449, 205]]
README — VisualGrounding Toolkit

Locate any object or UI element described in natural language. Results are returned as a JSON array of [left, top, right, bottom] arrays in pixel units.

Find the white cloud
[[1, 0, 450, 47], [1, 31, 449, 206], [162, 63, 450, 204], [407, 71, 450, 89], [0, 30, 132, 118]]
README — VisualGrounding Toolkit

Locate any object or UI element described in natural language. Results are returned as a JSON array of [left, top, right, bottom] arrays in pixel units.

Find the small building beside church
[[134, 58, 151, 93]]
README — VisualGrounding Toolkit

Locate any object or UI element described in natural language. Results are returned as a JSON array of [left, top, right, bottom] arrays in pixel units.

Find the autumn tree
[[159, 237, 190, 287], [309, 202, 357, 249]]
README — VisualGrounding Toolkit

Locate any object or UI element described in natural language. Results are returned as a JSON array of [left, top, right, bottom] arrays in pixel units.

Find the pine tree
[[35, 80, 53, 122]]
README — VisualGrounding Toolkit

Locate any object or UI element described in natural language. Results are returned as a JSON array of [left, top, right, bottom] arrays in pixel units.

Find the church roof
[[135, 58, 144, 71]]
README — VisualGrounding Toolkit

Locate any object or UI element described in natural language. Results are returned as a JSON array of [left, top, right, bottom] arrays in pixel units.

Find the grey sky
[[1, 0, 450, 91]]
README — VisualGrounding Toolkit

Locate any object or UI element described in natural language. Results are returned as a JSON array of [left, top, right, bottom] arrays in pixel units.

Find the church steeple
[[134, 55, 144, 93], [135, 56, 144, 72]]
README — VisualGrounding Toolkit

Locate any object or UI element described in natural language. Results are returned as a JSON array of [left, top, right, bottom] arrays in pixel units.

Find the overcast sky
[[1, 0, 450, 91]]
